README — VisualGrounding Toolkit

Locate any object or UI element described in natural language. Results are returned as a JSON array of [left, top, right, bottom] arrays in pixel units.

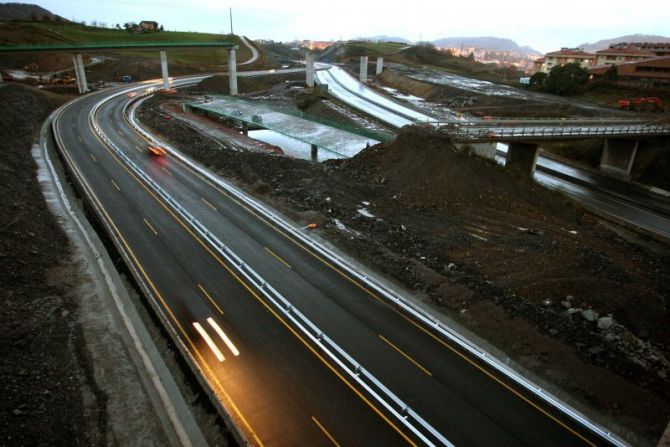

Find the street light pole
[[229, 7, 234, 36]]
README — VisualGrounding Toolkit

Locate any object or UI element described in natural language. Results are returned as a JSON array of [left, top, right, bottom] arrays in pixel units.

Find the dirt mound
[[0, 84, 103, 444], [343, 126, 571, 214], [196, 72, 304, 95]]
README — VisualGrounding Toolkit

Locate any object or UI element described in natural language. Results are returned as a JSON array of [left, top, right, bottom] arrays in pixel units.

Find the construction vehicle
[[617, 97, 665, 112]]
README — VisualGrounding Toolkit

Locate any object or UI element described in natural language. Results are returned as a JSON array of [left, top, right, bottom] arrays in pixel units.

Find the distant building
[[589, 56, 670, 87], [610, 42, 670, 57], [536, 48, 595, 73], [139, 20, 158, 31], [594, 46, 656, 67]]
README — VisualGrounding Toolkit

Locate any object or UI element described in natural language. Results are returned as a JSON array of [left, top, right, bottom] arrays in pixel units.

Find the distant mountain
[[0, 3, 68, 21], [579, 34, 670, 52], [432, 36, 539, 55], [355, 35, 413, 44]]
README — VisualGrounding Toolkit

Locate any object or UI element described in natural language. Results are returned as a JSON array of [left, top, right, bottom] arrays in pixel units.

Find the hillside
[[579, 33, 670, 52], [354, 35, 413, 44], [0, 2, 67, 22], [432, 36, 539, 55], [0, 20, 256, 71], [383, 45, 524, 83]]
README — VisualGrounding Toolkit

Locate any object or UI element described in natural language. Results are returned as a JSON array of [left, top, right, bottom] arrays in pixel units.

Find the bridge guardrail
[[443, 123, 670, 141]]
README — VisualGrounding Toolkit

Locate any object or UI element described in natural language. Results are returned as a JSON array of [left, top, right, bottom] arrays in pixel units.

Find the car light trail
[[207, 317, 240, 356], [193, 321, 225, 362]]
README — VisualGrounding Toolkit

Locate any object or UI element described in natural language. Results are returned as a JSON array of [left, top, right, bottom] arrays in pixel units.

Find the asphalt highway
[[52, 80, 621, 446]]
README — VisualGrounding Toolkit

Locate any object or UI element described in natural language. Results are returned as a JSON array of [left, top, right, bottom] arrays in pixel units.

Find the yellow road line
[[94, 124, 415, 446], [78, 136, 83, 143], [201, 196, 217, 211], [379, 335, 432, 377], [77, 116, 264, 446], [311, 416, 340, 447], [143, 218, 158, 235], [90, 154, 97, 162], [163, 129, 593, 445], [197, 283, 224, 315], [264, 247, 292, 269], [162, 167, 173, 176], [110, 179, 121, 191], [135, 145, 143, 153]]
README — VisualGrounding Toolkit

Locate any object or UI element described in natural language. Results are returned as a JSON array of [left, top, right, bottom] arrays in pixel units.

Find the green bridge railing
[[0, 40, 236, 52]]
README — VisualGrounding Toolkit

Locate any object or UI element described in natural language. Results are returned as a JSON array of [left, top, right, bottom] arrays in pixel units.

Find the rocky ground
[[0, 83, 104, 444], [140, 91, 670, 444]]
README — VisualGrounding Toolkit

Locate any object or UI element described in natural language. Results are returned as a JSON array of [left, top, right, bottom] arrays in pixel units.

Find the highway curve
[[51, 79, 623, 446]]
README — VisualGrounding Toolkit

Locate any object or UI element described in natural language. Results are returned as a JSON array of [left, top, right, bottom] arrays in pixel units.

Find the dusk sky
[[37, 0, 669, 53]]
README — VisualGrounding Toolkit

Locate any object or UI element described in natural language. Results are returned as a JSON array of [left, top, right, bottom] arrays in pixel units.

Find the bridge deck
[[189, 97, 379, 159], [0, 41, 237, 53]]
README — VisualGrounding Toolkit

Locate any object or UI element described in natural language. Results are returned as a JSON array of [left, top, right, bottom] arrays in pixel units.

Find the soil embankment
[[0, 84, 104, 444], [140, 95, 670, 444]]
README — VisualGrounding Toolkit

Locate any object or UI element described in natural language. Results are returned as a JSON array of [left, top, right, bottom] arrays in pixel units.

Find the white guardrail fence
[[100, 75, 626, 446], [444, 123, 670, 141], [88, 82, 453, 447]]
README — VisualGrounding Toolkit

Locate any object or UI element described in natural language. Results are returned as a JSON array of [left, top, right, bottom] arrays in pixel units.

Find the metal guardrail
[[110, 88, 453, 446], [442, 123, 670, 141]]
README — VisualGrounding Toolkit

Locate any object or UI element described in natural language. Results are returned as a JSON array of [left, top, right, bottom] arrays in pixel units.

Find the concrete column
[[228, 46, 238, 96], [311, 144, 318, 160], [242, 122, 248, 136], [359, 56, 368, 83], [376, 56, 384, 75], [306, 52, 315, 87], [600, 138, 639, 178], [159, 50, 169, 90], [506, 142, 539, 176], [72, 53, 88, 94]]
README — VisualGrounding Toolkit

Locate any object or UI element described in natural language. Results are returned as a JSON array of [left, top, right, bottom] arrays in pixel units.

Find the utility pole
[[229, 7, 233, 36]]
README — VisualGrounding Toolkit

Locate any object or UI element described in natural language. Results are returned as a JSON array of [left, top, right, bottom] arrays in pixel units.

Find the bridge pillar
[[241, 122, 248, 136], [306, 52, 315, 87], [376, 56, 384, 75], [72, 53, 88, 94], [159, 50, 170, 90], [600, 138, 639, 178], [311, 144, 318, 160], [506, 142, 539, 176], [359, 56, 368, 83], [228, 46, 238, 95]]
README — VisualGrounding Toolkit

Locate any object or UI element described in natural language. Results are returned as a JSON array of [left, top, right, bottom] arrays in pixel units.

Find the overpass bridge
[[0, 40, 243, 95], [439, 118, 670, 178]]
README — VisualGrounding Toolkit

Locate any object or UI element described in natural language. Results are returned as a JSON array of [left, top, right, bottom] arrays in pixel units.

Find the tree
[[159, 25, 164, 32], [603, 64, 618, 82], [529, 71, 548, 87], [545, 62, 589, 95], [115, 23, 121, 29]]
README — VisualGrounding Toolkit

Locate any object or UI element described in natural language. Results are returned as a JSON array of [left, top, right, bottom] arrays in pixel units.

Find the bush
[[546, 62, 589, 95]]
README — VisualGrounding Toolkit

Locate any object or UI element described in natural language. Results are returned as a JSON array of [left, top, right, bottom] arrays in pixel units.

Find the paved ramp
[[189, 97, 379, 158]]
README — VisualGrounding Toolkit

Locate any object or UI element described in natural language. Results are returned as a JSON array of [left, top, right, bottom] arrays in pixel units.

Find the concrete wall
[[600, 138, 639, 178], [506, 142, 539, 176], [359, 56, 368, 83]]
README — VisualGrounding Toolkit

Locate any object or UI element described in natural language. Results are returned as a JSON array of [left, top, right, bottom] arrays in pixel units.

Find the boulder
[[597, 316, 614, 330], [581, 309, 598, 322]]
